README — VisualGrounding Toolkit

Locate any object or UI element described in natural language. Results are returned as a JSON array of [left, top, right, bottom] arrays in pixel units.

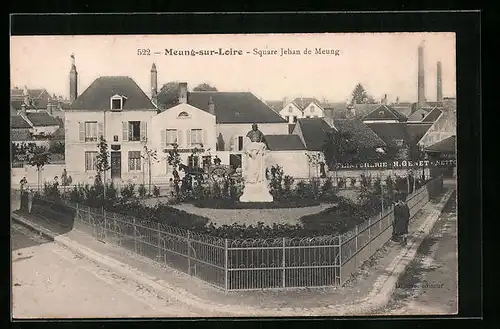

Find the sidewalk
[[11, 187, 454, 317]]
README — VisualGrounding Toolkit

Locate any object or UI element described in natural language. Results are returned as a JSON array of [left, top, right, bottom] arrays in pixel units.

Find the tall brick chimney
[[69, 54, 78, 103], [208, 96, 215, 116], [417, 42, 426, 108], [437, 61, 443, 103], [150, 64, 157, 95], [178, 82, 188, 104]]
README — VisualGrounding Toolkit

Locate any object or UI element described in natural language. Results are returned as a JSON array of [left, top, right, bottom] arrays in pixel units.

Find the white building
[[278, 97, 325, 124]]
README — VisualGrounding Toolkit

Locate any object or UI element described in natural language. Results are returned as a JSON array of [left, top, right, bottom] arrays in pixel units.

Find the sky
[[10, 33, 456, 103]]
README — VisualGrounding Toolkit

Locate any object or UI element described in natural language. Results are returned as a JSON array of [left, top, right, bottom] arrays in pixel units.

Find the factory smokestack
[[437, 61, 443, 103], [417, 42, 426, 108]]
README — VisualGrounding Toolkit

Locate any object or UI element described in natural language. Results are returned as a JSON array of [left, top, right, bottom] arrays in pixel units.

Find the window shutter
[[177, 129, 183, 147], [79, 122, 85, 142], [140, 121, 147, 141], [230, 136, 235, 151], [97, 122, 104, 139], [85, 152, 90, 170], [202, 129, 207, 147], [161, 129, 166, 148], [122, 122, 128, 141], [186, 129, 191, 147]]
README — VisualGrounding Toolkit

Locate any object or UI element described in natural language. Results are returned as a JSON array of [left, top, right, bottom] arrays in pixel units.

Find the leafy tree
[[193, 83, 218, 91], [95, 136, 110, 187], [141, 144, 159, 196], [157, 81, 181, 109], [26, 144, 51, 192], [48, 141, 65, 154], [167, 142, 182, 197], [351, 83, 376, 104]]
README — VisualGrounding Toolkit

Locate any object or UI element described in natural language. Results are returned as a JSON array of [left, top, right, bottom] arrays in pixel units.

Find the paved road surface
[[11, 221, 202, 319], [380, 190, 458, 315]]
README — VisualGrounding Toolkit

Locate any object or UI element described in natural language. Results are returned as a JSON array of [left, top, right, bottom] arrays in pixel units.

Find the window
[[293, 116, 298, 123], [128, 121, 141, 141], [394, 139, 404, 147], [128, 151, 141, 171], [202, 156, 211, 169], [110, 95, 125, 110], [238, 136, 244, 151], [288, 106, 293, 113], [85, 151, 97, 171], [188, 155, 199, 167], [285, 116, 290, 122], [85, 122, 98, 142], [166, 129, 177, 144], [190, 129, 203, 146], [421, 113, 426, 119], [111, 99, 122, 110], [310, 105, 315, 112], [378, 110, 385, 116], [178, 111, 189, 118]]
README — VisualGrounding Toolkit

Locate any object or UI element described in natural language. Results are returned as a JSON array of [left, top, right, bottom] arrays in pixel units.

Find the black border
[[8, 11, 482, 328]]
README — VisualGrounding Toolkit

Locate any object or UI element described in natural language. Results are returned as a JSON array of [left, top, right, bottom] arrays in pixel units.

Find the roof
[[426, 101, 444, 107], [425, 135, 456, 153], [422, 107, 443, 122], [332, 118, 386, 148], [293, 98, 322, 110], [10, 115, 32, 129], [265, 134, 306, 151], [10, 129, 32, 141], [266, 100, 284, 112], [392, 103, 414, 118], [407, 108, 430, 122], [10, 104, 19, 116], [349, 103, 381, 119], [71, 76, 156, 110], [26, 112, 61, 127], [406, 123, 433, 144], [366, 122, 410, 146], [321, 102, 347, 110], [362, 104, 408, 122], [296, 118, 332, 151], [187, 92, 286, 124]]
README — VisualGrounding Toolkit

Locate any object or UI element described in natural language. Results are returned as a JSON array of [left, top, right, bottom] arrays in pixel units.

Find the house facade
[[278, 98, 325, 124], [65, 76, 157, 185]]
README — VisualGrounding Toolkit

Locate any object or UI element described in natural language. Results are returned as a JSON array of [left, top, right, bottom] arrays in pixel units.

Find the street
[[11, 221, 201, 319], [380, 189, 458, 315]]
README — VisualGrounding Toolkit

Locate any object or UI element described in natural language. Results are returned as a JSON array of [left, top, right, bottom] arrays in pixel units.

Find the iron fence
[[21, 175, 443, 291]]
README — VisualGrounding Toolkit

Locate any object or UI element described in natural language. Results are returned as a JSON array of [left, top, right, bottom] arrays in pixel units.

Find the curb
[[11, 188, 454, 316]]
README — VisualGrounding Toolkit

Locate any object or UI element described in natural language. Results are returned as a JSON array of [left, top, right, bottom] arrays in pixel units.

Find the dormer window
[[110, 94, 126, 111], [378, 110, 385, 116], [310, 105, 315, 112], [288, 106, 293, 113], [178, 111, 190, 118]]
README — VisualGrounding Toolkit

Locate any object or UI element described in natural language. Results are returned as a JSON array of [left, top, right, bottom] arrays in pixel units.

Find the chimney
[[208, 96, 215, 116], [150, 63, 158, 97], [69, 54, 78, 102], [396, 97, 400, 104], [437, 61, 443, 103], [178, 82, 188, 104], [417, 42, 426, 108], [382, 94, 388, 105]]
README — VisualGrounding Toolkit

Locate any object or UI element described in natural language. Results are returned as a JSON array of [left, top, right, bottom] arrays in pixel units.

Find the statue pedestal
[[239, 181, 273, 203]]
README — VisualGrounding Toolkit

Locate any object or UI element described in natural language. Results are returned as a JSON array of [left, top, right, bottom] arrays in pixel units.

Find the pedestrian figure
[[53, 176, 59, 188], [20, 176, 28, 191], [169, 178, 175, 198], [393, 195, 410, 245]]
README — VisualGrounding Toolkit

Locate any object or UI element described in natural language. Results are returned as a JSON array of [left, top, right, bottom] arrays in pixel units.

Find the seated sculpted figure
[[239, 124, 273, 202]]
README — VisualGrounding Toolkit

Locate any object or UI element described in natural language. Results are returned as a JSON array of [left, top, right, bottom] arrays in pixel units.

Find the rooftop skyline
[[10, 33, 456, 103]]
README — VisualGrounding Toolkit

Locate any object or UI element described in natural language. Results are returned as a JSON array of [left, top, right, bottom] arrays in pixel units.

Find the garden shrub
[[138, 183, 147, 198], [337, 177, 346, 188], [153, 185, 161, 197], [120, 183, 135, 199], [350, 177, 357, 187]]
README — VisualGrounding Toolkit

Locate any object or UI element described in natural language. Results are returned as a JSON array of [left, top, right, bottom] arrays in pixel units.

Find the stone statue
[[239, 124, 273, 202]]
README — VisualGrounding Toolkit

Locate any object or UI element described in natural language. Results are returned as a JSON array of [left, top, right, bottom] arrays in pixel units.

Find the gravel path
[[170, 203, 336, 226]]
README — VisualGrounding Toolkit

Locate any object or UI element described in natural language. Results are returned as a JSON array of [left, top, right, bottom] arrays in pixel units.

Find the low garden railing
[[21, 175, 444, 291]]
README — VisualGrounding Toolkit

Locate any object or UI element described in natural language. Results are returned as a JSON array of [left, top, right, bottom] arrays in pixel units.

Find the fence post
[[103, 208, 107, 239], [157, 222, 161, 262], [282, 237, 286, 288], [368, 218, 372, 252], [187, 230, 191, 276], [133, 217, 137, 253], [355, 225, 359, 268], [338, 235, 342, 285], [224, 238, 228, 291]]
